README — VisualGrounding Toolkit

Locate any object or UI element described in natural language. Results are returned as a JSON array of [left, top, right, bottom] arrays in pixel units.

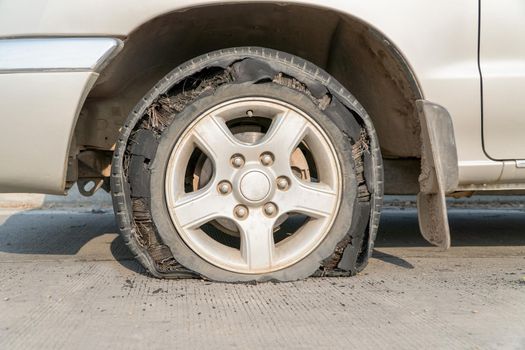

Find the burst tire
[[111, 47, 383, 282]]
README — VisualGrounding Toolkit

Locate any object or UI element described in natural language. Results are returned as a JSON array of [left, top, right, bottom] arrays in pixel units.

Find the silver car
[[0, 1, 523, 281]]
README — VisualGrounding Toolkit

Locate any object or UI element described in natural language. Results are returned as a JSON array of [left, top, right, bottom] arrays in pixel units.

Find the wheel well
[[72, 3, 422, 192]]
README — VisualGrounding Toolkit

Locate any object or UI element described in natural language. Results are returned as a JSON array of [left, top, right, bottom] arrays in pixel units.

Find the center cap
[[239, 170, 271, 202]]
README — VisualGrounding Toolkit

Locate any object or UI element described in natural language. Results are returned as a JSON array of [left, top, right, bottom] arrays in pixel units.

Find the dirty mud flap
[[416, 100, 458, 249]]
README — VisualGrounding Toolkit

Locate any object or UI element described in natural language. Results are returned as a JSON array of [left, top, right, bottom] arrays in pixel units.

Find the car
[[0, 1, 523, 282]]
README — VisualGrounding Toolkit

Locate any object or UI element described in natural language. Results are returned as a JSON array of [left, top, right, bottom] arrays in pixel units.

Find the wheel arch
[[73, 2, 424, 180]]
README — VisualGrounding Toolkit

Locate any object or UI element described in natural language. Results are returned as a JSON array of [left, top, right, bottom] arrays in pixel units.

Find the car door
[[480, 0, 525, 161]]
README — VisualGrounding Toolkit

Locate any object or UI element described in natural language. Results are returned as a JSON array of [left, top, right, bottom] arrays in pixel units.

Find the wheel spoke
[[192, 114, 240, 163], [171, 187, 232, 229], [238, 212, 275, 271], [283, 180, 338, 218], [262, 109, 309, 155]]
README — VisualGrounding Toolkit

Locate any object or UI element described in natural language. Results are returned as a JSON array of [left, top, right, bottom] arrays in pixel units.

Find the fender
[[0, 38, 122, 193]]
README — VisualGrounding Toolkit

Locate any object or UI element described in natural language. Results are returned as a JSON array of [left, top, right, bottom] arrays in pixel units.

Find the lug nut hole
[[263, 202, 278, 217], [234, 205, 249, 219], [276, 176, 290, 191], [217, 181, 232, 195], [231, 154, 245, 168], [260, 152, 274, 166]]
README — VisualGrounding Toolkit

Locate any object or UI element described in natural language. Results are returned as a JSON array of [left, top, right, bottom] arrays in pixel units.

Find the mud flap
[[416, 100, 459, 249]]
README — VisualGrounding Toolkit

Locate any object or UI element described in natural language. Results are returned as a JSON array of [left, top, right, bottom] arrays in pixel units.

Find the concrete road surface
[[0, 206, 524, 349]]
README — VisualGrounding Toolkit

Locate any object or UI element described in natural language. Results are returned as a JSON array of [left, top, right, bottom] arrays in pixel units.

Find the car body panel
[[480, 0, 525, 161], [0, 72, 97, 193], [0, 38, 121, 193], [0, 0, 523, 193]]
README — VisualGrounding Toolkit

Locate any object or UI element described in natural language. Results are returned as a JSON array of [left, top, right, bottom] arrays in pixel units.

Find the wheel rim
[[165, 97, 342, 274]]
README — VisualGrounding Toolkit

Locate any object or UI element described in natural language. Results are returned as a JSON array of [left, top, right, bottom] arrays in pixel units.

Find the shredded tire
[[111, 47, 383, 280]]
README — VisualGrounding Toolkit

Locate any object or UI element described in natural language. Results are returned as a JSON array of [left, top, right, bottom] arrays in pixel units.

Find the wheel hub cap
[[239, 170, 271, 202]]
